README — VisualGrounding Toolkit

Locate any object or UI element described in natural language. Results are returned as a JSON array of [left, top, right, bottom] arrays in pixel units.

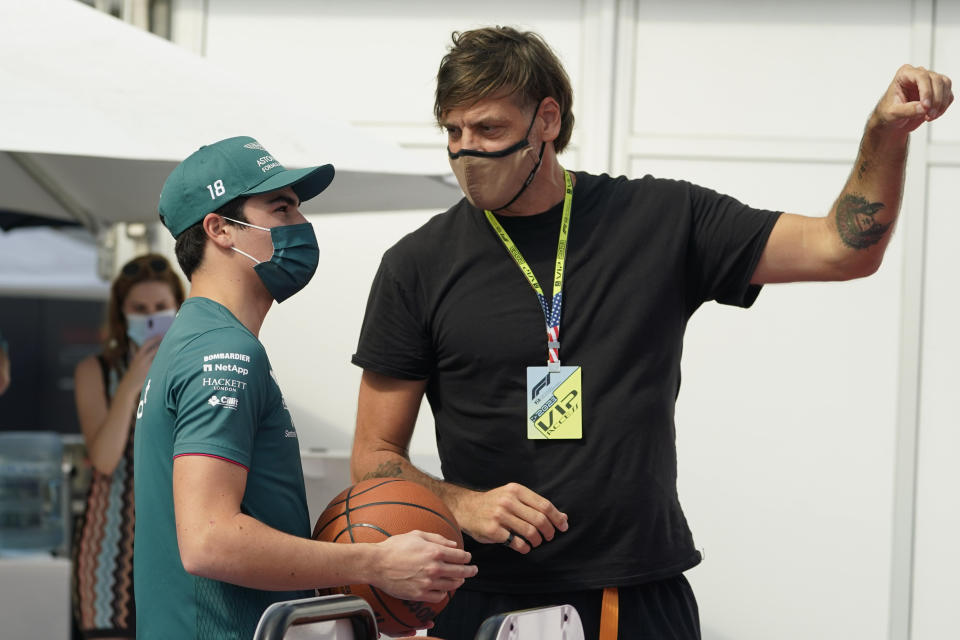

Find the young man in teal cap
[[133, 136, 476, 640]]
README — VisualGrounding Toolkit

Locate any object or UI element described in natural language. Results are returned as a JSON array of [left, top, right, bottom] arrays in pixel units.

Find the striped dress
[[72, 355, 136, 638]]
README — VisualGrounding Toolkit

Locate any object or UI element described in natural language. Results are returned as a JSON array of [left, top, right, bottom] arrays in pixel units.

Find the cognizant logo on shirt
[[208, 395, 239, 410]]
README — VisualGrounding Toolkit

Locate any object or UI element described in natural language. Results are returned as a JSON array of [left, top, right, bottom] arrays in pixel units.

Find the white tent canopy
[[0, 0, 459, 230], [0, 227, 107, 298]]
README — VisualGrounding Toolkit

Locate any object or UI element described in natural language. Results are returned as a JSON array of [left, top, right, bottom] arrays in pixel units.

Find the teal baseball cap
[[158, 136, 335, 237]]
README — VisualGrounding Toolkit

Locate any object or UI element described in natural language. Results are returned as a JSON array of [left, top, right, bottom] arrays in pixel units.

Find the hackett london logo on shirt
[[202, 377, 247, 392]]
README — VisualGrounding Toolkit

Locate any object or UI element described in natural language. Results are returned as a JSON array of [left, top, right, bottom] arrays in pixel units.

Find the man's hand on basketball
[[372, 530, 477, 602], [454, 482, 568, 554], [872, 65, 953, 133]]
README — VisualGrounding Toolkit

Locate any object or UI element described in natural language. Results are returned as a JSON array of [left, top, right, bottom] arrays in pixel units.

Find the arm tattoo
[[361, 460, 404, 480], [836, 193, 890, 250], [857, 159, 870, 181]]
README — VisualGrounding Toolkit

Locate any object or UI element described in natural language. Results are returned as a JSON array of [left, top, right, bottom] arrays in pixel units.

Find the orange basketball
[[312, 478, 463, 636]]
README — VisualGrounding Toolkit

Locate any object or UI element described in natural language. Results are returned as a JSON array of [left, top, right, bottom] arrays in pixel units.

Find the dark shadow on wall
[[0, 296, 105, 433]]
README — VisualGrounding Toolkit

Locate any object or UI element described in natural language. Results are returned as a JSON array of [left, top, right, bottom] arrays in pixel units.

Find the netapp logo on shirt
[[203, 353, 251, 363], [202, 363, 248, 375]]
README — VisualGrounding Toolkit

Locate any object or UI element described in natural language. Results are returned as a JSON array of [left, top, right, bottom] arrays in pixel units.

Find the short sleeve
[[166, 329, 267, 468], [687, 183, 781, 308], [351, 252, 433, 380]]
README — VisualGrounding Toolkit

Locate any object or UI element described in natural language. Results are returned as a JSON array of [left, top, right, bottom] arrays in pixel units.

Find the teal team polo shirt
[[133, 297, 312, 640]]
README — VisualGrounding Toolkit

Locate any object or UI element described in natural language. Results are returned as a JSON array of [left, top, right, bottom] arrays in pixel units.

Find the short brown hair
[[172, 196, 249, 281], [103, 253, 185, 369], [434, 26, 575, 154]]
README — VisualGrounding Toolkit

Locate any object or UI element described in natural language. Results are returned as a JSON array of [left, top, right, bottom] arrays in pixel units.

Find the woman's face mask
[[126, 309, 176, 346], [447, 103, 545, 212]]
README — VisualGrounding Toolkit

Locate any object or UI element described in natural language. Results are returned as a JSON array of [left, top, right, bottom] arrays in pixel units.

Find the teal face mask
[[227, 218, 320, 302]]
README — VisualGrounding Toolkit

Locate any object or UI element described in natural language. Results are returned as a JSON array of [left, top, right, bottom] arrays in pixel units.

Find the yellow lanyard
[[484, 170, 573, 369]]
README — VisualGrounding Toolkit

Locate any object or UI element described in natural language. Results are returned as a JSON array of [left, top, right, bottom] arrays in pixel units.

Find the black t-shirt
[[352, 171, 781, 592]]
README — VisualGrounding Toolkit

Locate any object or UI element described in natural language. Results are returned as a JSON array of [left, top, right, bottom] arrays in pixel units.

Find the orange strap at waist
[[599, 586, 619, 640]]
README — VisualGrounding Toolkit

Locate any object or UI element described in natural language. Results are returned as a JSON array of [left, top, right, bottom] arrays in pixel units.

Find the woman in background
[[72, 253, 184, 639]]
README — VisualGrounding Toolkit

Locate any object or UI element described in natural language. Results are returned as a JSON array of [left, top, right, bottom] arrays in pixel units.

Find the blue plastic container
[[0, 431, 64, 554]]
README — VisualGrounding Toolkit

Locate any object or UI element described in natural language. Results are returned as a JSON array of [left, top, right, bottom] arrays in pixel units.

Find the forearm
[[0, 351, 9, 395], [178, 511, 377, 591], [753, 65, 950, 285], [85, 379, 140, 474], [352, 370, 477, 518], [352, 446, 474, 521], [826, 114, 909, 276]]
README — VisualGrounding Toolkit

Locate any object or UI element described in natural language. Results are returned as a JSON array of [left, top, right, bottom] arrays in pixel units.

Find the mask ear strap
[[524, 99, 543, 137], [224, 215, 269, 264], [222, 216, 270, 232], [232, 246, 261, 265], [494, 141, 546, 212], [495, 101, 547, 211]]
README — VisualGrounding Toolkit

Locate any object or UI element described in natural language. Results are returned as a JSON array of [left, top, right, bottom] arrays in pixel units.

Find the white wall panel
[[203, 0, 587, 174], [911, 166, 960, 639], [628, 0, 911, 142], [638, 158, 900, 639], [931, 1, 960, 144], [628, 155, 854, 212]]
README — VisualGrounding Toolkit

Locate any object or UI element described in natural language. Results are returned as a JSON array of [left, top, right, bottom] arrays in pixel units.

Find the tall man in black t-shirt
[[350, 26, 953, 640]]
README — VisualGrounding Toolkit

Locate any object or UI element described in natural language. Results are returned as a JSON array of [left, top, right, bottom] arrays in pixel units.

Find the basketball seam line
[[323, 479, 403, 509], [313, 499, 460, 540]]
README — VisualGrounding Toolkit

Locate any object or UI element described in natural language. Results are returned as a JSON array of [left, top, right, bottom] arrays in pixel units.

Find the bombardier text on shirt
[[203, 352, 251, 363]]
